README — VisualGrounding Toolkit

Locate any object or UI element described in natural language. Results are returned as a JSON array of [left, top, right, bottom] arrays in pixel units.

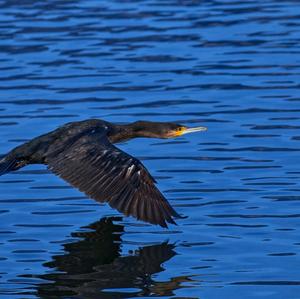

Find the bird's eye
[[177, 127, 183, 131]]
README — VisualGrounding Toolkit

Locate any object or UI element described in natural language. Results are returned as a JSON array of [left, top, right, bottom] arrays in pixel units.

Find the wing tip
[[157, 213, 180, 228]]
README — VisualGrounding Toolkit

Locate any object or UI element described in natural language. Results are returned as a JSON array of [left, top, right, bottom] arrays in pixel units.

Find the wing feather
[[46, 131, 179, 227], [0, 158, 17, 176]]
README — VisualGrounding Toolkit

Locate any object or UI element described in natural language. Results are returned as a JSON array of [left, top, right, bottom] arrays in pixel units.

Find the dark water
[[0, 0, 300, 298]]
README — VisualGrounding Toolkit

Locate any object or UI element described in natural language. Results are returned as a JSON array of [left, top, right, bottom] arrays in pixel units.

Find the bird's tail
[[0, 156, 17, 176]]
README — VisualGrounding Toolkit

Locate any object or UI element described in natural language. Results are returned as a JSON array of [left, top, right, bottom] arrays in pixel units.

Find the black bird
[[0, 119, 207, 227]]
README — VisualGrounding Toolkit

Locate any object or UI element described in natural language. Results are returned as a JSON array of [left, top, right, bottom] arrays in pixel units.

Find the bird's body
[[0, 119, 207, 227]]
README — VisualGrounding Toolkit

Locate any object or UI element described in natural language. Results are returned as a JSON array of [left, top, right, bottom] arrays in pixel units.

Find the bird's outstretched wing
[[46, 131, 180, 227]]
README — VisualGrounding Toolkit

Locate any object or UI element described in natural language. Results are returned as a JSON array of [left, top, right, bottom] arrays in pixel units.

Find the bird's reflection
[[35, 217, 189, 299]]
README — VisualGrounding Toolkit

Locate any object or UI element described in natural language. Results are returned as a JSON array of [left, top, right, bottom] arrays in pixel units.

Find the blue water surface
[[0, 0, 300, 298]]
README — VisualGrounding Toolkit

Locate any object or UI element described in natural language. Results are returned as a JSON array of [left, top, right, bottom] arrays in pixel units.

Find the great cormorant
[[0, 119, 207, 227]]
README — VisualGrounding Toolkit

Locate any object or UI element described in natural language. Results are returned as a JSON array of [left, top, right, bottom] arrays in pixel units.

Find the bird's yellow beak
[[172, 126, 207, 137]]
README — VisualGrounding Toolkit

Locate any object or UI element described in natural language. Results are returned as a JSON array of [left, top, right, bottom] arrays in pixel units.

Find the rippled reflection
[[26, 217, 182, 299]]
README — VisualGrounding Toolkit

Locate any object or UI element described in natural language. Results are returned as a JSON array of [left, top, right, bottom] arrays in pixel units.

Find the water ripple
[[0, 0, 300, 298]]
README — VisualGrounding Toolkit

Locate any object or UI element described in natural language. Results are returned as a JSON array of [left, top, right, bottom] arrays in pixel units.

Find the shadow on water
[[23, 217, 188, 299]]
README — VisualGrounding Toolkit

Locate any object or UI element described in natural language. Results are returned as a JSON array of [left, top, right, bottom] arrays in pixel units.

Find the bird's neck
[[107, 123, 142, 144]]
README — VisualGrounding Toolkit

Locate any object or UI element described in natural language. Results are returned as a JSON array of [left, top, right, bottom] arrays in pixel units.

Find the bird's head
[[130, 121, 207, 139]]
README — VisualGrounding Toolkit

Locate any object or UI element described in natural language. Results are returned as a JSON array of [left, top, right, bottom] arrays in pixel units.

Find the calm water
[[0, 0, 300, 298]]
